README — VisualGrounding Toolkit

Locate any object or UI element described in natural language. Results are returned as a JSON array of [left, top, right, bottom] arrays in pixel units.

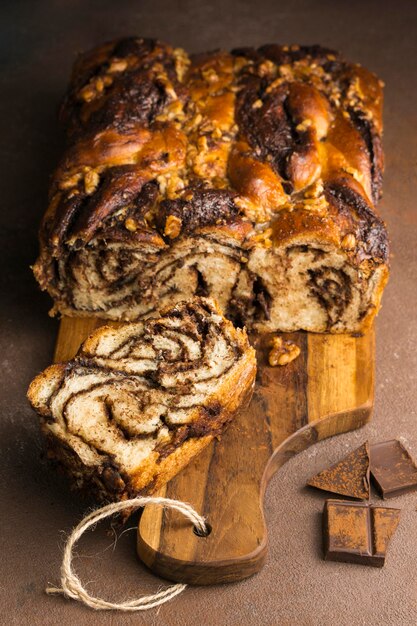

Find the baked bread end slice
[[27, 297, 256, 502]]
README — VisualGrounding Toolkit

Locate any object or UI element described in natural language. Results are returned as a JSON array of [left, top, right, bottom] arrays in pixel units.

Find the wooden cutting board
[[54, 318, 374, 586]]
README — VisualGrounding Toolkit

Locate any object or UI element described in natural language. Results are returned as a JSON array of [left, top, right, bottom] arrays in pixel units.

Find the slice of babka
[[27, 298, 256, 502]]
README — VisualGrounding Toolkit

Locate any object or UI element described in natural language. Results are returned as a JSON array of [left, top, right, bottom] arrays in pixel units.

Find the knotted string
[[46, 496, 208, 611]]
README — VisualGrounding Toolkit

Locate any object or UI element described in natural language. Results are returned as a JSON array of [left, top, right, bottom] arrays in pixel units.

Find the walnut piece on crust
[[164, 214, 182, 238], [268, 336, 301, 366]]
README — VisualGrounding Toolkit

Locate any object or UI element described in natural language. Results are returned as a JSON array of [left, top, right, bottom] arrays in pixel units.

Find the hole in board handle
[[193, 522, 212, 537]]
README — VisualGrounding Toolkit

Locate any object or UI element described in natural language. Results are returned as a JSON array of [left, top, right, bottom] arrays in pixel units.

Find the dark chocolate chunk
[[156, 188, 240, 235], [307, 442, 370, 499], [323, 500, 401, 567], [370, 440, 417, 499], [324, 178, 389, 264], [235, 81, 295, 181]]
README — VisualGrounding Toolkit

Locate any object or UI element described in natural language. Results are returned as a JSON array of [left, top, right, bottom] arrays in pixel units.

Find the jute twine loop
[[46, 496, 208, 611]]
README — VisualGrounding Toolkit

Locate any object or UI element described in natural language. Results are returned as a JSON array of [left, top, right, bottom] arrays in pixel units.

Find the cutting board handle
[[137, 330, 374, 585]]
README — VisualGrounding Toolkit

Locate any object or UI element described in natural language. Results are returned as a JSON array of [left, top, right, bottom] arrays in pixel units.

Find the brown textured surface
[[323, 500, 401, 566], [370, 440, 417, 499], [372, 506, 401, 558], [307, 441, 370, 499], [32, 30, 389, 331], [1, 1, 417, 624], [323, 500, 372, 561]]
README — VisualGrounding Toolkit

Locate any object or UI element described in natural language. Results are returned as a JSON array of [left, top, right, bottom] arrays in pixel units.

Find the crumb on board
[[268, 336, 300, 366]]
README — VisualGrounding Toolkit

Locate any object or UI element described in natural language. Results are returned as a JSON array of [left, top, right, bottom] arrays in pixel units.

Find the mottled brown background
[[1, 1, 416, 624]]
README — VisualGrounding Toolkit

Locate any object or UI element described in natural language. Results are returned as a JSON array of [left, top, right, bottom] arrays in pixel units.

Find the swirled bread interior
[[27, 298, 256, 501]]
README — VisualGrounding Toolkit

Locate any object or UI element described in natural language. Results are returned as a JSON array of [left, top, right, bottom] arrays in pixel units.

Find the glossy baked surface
[[34, 38, 389, 331]]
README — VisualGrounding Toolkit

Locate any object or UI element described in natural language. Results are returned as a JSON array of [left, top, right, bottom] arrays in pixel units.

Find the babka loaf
[[34, 38, 389, 333], [27, 298, 256, 501]]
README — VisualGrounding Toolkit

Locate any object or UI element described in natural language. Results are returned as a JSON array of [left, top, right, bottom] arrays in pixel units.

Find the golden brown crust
[[33, 38, 389, 332], [27, 297, 256, 502]]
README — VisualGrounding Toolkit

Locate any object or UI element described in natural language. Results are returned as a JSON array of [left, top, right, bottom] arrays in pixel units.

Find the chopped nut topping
[[155, 71, 177, 100], [296, 118, 313, 133], [108, 58, 128, 73], [197, 135, 208, 151], [155, 99, 185, 123], [95, 77, 105, 93], [78, 85, 96, 102], [341, 233, 356, 250], [265, 77, 285, 94], [279, 64, 294, 81], [193, 113, 203, 127], [249, 227, 273, 248], [304, 180, 324, 199], [173, 47, 191, 82], [329, 89, 341, 107], [125, 217, 138, 232], [200, 121, 215, 133], [157, 172, 187, 199], [252, 99, 263, 109], [54, 42, 384, 256], [302, 195, 328, 214], [84, 169, 100, 195], [59, 172, 82, 190], [78, 74, 113, 103], [164, 215, 182, 239], [201, 68, 219, 83], [234, 196, 272, 224], [358, 259, 374, 279], [156, 174, 168, 195], [268, 336, 301, 366], [258, 60, 276, 77]]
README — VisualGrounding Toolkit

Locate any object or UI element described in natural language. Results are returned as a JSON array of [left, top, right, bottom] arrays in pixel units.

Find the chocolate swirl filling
[[27, 298, 256, 501]]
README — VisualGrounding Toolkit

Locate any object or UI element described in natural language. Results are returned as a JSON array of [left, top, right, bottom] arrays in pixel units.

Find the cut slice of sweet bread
[[27, 297, 256, 502]]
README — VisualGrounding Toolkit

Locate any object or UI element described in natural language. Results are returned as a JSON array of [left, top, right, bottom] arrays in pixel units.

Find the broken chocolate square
[[323, 500, 401, 567], [372, 506, 402, 559], [370, 440, 417, 499], [307, 442, 370, 499]]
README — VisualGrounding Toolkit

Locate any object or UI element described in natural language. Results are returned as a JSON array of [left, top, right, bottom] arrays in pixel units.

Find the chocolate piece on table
[[323, 500, 401, 567], [370, 440, 417, 499], [307, 442, 370, 499], [371, 506, 402, 559]]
